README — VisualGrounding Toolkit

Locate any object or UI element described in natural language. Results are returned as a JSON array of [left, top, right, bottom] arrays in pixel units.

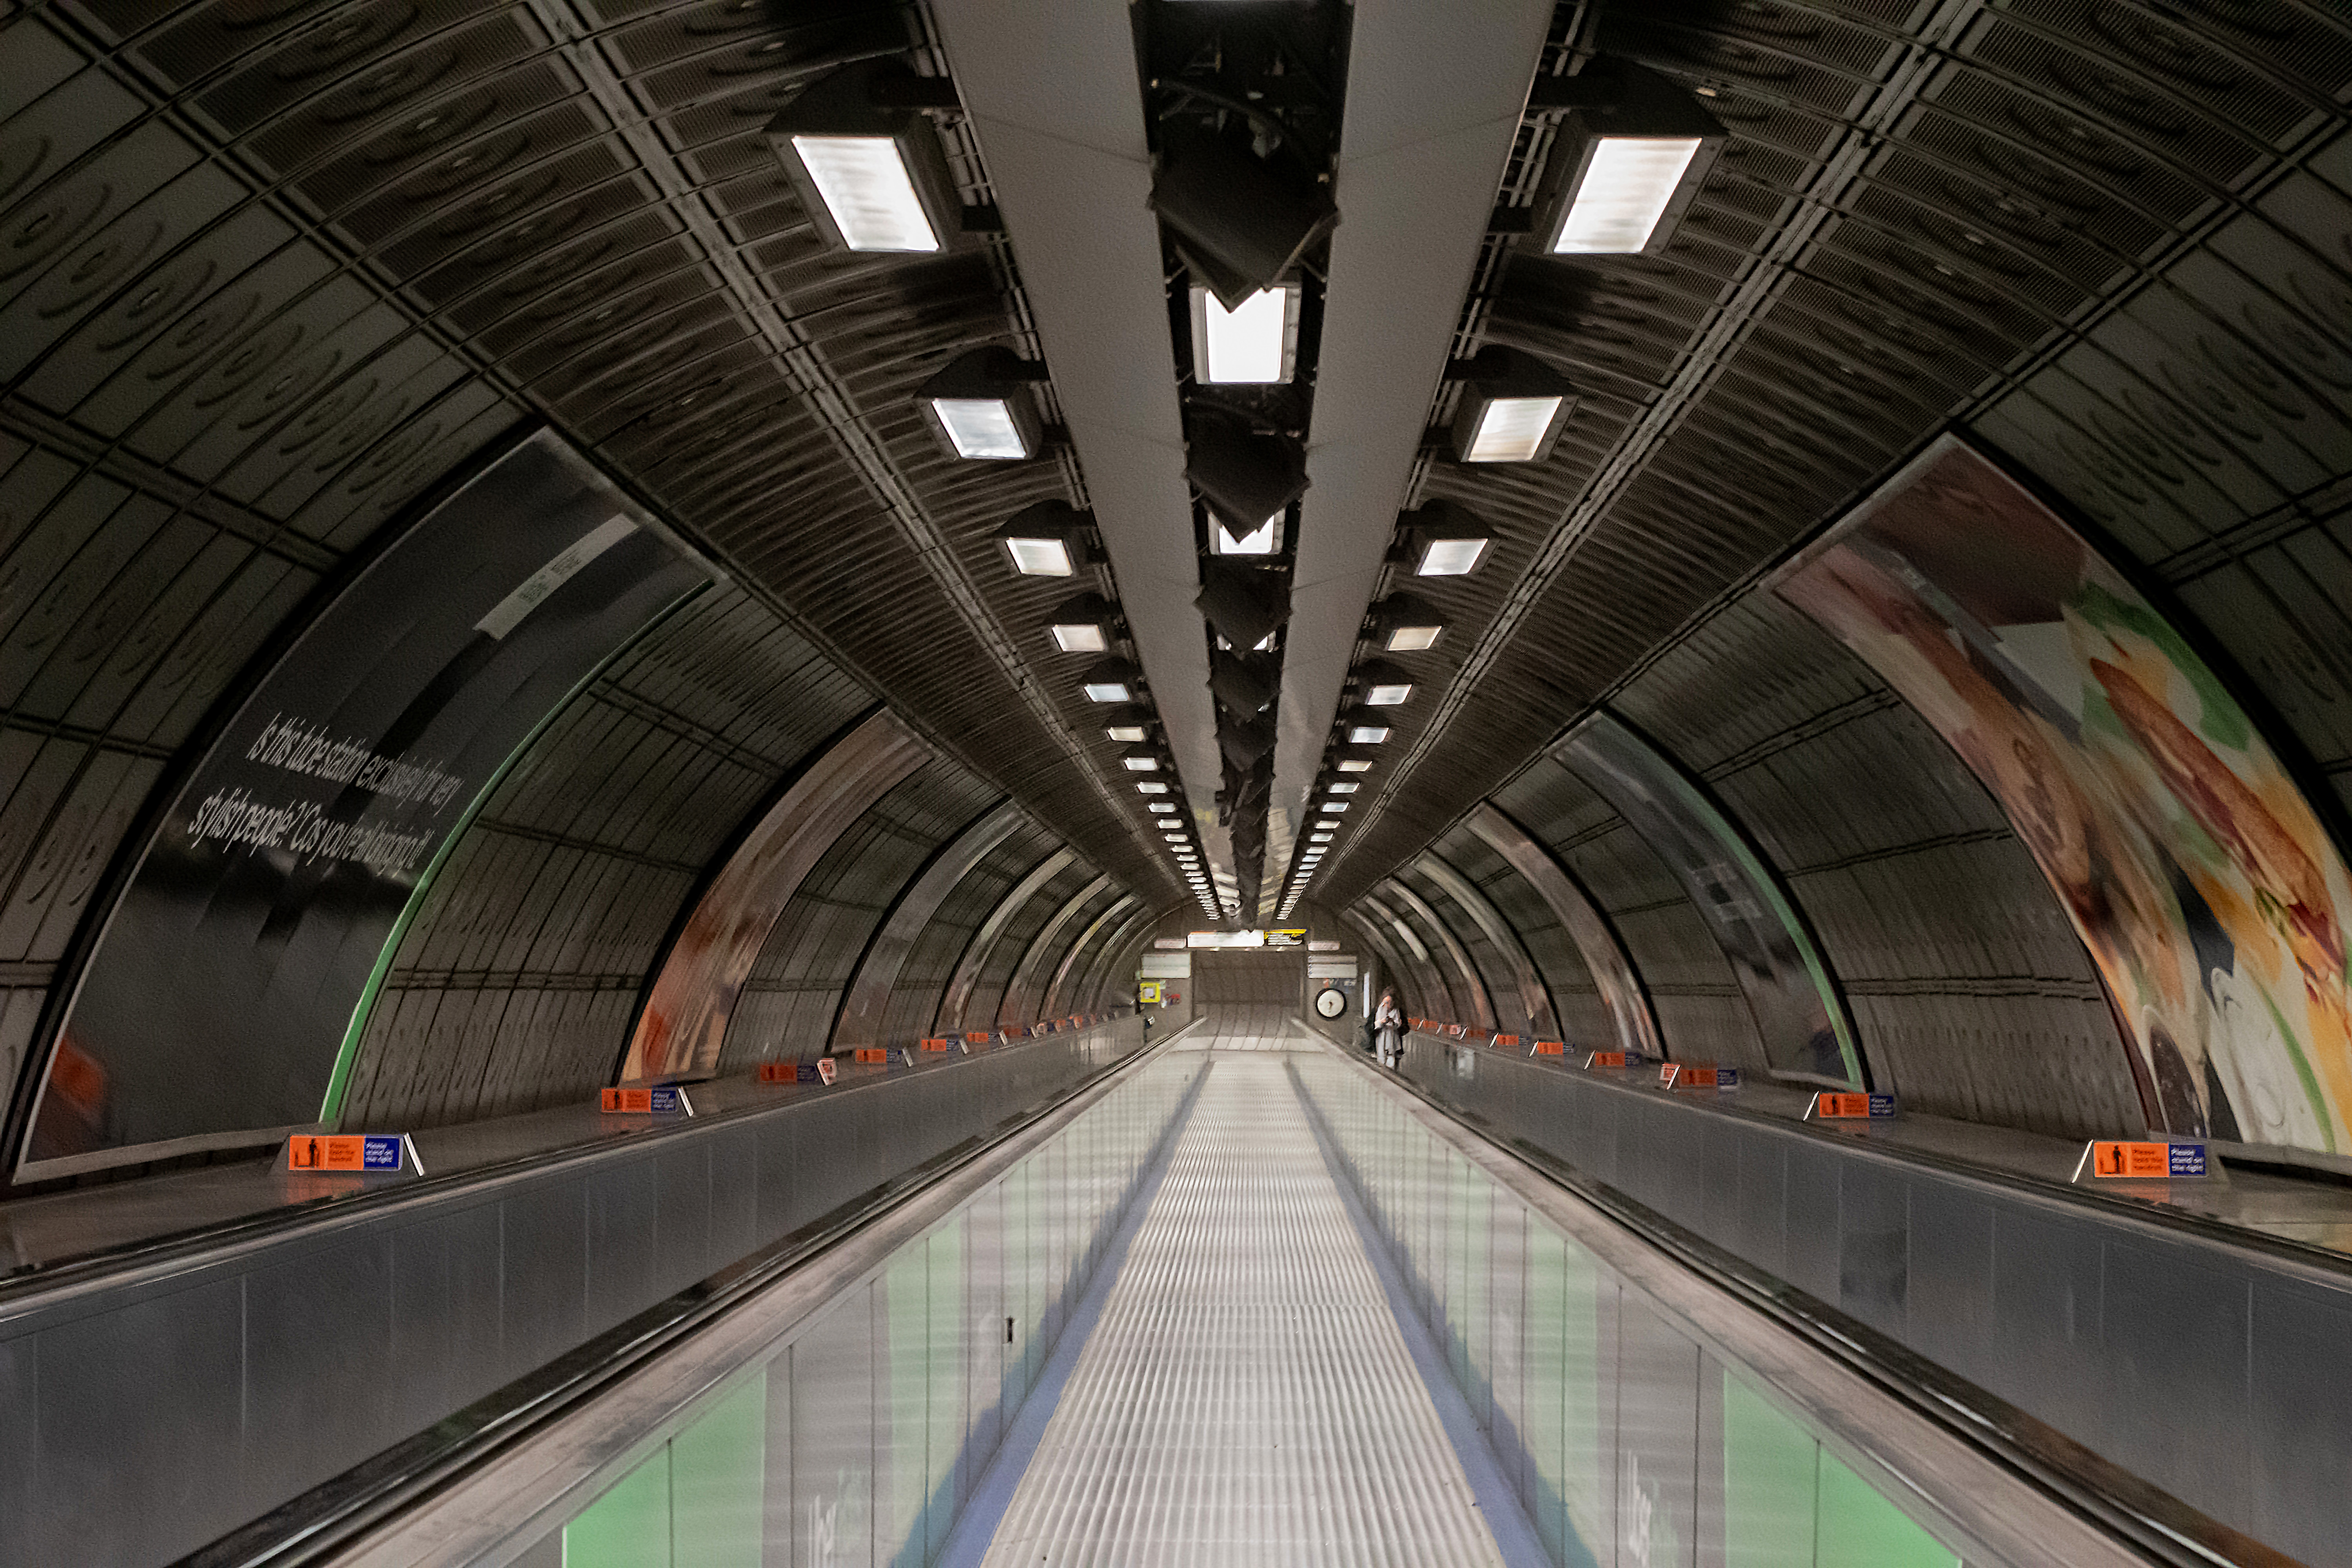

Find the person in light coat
[[1374, 989, 1404, 1069]]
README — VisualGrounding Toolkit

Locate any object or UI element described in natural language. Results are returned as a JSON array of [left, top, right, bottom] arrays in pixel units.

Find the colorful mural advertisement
[[18, 429, 717, 1177], [1777, 433, 2352, 1158], [619, 710, 929, 1086], [1558, 711, 1862, 1088]]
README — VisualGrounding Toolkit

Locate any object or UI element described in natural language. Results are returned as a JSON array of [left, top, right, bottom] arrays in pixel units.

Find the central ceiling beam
[[930, 0, 1233, 904], [1269, 0, 1555, 893]]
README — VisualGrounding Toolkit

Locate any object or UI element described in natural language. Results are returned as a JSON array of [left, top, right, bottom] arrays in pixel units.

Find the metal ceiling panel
[[929, 0, 1234, 892], [1269, 0, 1556, 880]]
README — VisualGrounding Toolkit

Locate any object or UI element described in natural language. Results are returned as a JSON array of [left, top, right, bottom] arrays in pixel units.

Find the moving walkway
[[164, 1011, 2299, 1568]]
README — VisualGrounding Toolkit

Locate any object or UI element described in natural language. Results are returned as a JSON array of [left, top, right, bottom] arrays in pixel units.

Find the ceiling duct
[[1220, 716, 1278, 769], [1210, 652, 1281, 714], [1184, 417, 1310, 541], [1150, 120, 1341, 311], [1196, 560, 1292, 650]]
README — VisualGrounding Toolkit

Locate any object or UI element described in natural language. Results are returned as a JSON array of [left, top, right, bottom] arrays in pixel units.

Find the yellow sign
[[1138, 981, 1163, 1005]]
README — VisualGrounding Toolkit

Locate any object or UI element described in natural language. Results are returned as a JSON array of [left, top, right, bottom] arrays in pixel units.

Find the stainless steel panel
[[2248, 1278, 2352, 1566], [2094, 1241, 2252, 1530], [585, 1161, 660, 1337], [31, 1276, 246, 1566], [243, 1235, 397, 1502], [499, 1180, 590, 1376], [387, 1201, 507, 1437]]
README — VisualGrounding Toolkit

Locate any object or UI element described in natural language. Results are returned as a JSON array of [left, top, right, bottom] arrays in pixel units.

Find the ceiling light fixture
[[1348, 723, 1390, 744], [1328, 782, 1359, 795], [1189, 283, 1301, 385], [921, 348, 1047, 461], [1047, 592, 1115, 654], [1082, 659, 1140, 703], [1136, 780, 1169, 794], [1320, 801, 1350, 814], [1356, 660, 1413, 706], [995, 501, 1091, 578], [763, 62, 962, 254], [1446, 347, 1577, 464], [1400, 500, 1493, 577], [1529, 62, 1727, 258], [1373, 593, 1446, 652]]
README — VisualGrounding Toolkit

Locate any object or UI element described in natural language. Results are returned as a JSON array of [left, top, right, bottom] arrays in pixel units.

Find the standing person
[[1374, 989, 1403, 1070]]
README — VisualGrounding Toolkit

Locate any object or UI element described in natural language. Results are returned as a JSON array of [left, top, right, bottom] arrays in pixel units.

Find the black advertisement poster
[[18, 428, 713, 1176]]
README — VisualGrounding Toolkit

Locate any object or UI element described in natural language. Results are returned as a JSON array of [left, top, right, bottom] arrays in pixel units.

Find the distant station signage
[[279, 1132, 419, 1176], [1531, 1040, 1566, 1057], [1263, 928, 1307, 948], [2078, 1140, 2210, 1180], [852, 1047, 890, 1065], [1586, 1051, 1628, 1069], [1492, 1033, 1520, 1049], [919, 1037, 959, 1053], [599, 1086, 692, 1115], [966, 1031, 993, 1044]]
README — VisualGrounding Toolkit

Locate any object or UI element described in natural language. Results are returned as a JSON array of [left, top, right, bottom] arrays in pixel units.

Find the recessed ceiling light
[[1137, 781, 1169, 794], [1348, 725, 1389, 744], [1149, 802, 1177, 813], [1337, 758, 1373, 773], [1320, 801, 1349, 813], [1190, 283, 1301, 385], [1363, 683, 1410, 706], [1328, 782, 1358, 795], [1213, 511, 1282, 557], [1122, 755, 1160, 772]]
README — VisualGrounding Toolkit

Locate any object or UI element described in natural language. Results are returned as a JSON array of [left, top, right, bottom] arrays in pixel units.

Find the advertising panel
[[1777, 433, 2352, 1157], [1558, 712, 1861, 1087], [19, 429, 715, 1176]]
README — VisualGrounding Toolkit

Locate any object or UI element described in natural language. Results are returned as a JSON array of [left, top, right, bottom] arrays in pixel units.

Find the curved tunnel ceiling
[[0, 0, 2347, 1164]]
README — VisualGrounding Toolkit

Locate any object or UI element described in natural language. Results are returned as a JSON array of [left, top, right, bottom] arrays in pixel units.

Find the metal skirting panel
[[0, 1025, 1144, 1568], [980, 1054, 1504, 1568], [1393, 1039, 2352, 1567]]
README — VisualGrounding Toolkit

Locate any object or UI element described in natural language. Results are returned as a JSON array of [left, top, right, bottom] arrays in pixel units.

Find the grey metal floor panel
[[1173, 1006, 1300, 1051], [978, 1051, 1506, 1567]]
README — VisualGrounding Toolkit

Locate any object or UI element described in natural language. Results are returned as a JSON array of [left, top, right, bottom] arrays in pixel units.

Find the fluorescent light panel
[[1107, 724, 1146, 742], [1385, 624, 1442, 652], [1348, 724, 1390, 744], [1122, 757, 1158, 771], [1004, 537, 1073, 576], [1416, 537, 1487, 576], [1553, 137, 1702, 256], [1051, 623, 1106, 653], [1463, 396, 1563, 462], [1191, 285, 1297, 385], [1364, 683, 1411, 706], [1214, 512, 1281, 556], [1328, 782, 1358, 795], [930, 398, 1029, 460], [1083, 681, 1131, 702], [790, 136, 940, 252], [1337, 759, 1373, 773], [1136, 781, 1168, 794]]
